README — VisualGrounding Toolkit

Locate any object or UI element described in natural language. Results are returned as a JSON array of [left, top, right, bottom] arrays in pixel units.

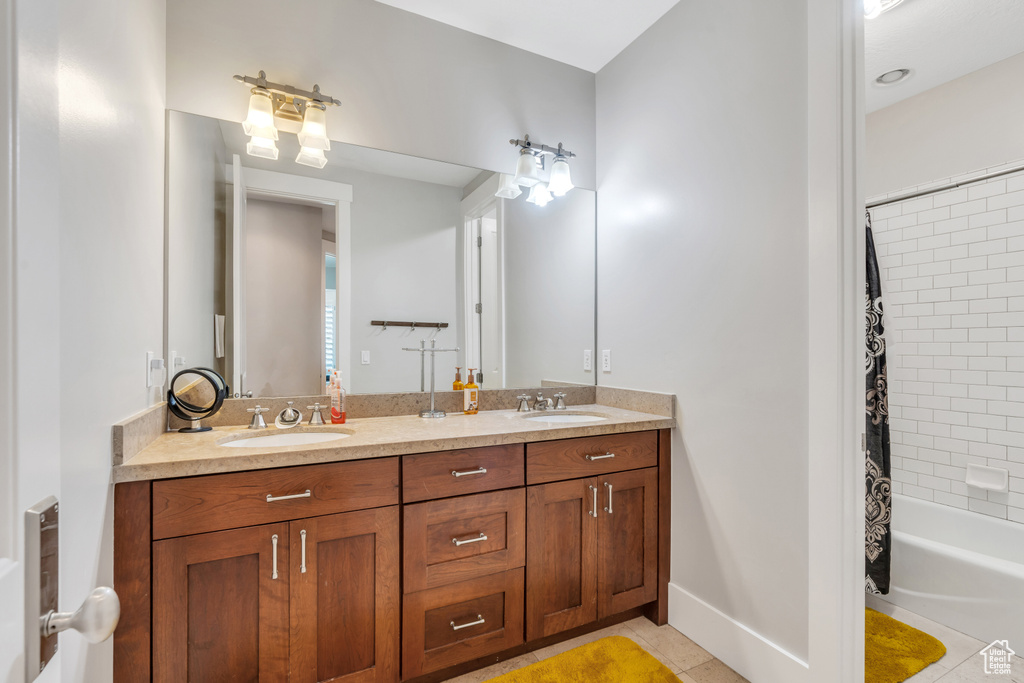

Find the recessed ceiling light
[[875, 68, 911, 86]]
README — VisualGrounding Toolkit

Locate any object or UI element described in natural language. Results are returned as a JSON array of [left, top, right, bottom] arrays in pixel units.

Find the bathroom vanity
[[112, 403, 672, 683]]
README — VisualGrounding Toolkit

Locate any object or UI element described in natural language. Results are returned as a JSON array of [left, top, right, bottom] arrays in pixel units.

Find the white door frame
[[461, 173, 506, 385], [806, 0, 865, 681], [227, 165, 353, 394]]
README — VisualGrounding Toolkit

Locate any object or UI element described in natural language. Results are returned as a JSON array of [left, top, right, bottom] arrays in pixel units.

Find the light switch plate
[[361, 350, 370, 365], [601, 349, 612, 373], [583, 350, 592, 372], [25, 496, 59, 682]]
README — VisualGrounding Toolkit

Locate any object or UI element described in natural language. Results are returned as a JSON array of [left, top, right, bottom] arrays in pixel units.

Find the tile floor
[[441, 617, 748, 683], [866, 594, 1024, 683]]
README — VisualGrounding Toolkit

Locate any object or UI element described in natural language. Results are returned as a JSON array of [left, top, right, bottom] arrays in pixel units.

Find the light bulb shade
[[246, 135, 279, 160], [296, 146, 328, 169], [494, 173, 523, 199], [297, 104, 331, 151], [864, 0, 881, 18], [547, 156, 574, 196], [526, 183, 552, 207], [242, 89, 276, 137], [513, 151, 541, 188]]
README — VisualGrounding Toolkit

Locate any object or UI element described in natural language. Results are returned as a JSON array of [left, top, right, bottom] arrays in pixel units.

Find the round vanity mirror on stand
[[167, 367, 228, 433]]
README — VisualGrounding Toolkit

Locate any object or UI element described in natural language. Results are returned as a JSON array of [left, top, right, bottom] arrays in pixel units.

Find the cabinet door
[[598, 468, 658, 617], [525, 478, 598, 641], [290, 507, 399, 683], [153, 523, 289, 683]]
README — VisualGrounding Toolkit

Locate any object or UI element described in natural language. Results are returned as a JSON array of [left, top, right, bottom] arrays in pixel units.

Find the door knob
[[40, 586, 121, 643]]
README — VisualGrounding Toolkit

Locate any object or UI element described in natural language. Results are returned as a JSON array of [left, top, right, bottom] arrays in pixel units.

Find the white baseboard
[[668, 582, 809, 683]]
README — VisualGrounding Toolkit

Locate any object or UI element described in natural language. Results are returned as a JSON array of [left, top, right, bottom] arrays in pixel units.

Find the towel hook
[[411, 321, 417, 330], [436, 323, 442, 331], [382, 321, 388, 331]]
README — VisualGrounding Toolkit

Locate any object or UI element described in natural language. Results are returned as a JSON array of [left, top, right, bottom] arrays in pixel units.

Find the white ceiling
[[865, 0, 1024, 113], [373, 0, 682, 73]]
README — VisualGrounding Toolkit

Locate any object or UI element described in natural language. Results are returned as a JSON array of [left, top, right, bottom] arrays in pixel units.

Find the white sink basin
[[523, 413, 607, 424], [220, 432, 350, 448]]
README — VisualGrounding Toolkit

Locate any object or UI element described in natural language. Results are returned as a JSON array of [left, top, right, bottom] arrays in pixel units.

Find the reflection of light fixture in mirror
[[234, 71, 340, 167], [513, 149, 541, 188], [526, 183, 553, 207], [865, 0, 903, 18], [503, 134, 577, 205], [297, 103, 331, 151], [495, 174, 523, 199], [547, 154, 574, 196], [296, 146, 328, 169], [246, 135, 279, 160]]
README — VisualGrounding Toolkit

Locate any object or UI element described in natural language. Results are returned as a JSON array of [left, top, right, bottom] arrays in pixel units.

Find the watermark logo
[[980, 640, 1015, 675]]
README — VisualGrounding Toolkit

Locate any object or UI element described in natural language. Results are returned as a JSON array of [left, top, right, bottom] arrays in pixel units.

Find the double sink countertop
[[113, 404, 675, 483]]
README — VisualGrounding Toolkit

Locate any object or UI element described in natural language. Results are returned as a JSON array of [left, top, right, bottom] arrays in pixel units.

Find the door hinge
[[475, 303, 482, 314], [477, 235, 482, 247], [861, 433, 866, 452]]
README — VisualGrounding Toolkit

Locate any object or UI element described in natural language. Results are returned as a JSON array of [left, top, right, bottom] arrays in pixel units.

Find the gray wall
[[166, 110, 227, 373], [596, 0, 810, 661], [166, 0, 597, 188], [867, 51, 1024, 197]]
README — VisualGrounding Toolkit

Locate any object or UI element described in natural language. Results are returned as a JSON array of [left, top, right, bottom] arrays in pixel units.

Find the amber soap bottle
[[453, 366, 464, 391], [463, 369, 479, 414]]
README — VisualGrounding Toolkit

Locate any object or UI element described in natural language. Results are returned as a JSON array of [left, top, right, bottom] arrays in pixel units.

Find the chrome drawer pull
[[585, 452, 615, 461], [300, 530, 307, 573], [451, 467, 487, 478], [451, 614, 485, 631], [589, 485, 598, 518], [266, 489, 311, 503], [271, 534, 279, 580], [452, 532, 487, 546], [604, 482, 614, 514]]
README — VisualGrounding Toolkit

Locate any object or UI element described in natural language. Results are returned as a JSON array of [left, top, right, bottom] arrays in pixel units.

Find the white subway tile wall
[[870, 161, 1024, 524]]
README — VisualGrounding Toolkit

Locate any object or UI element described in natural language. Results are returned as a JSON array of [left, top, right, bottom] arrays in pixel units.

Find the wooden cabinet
[[526, 468, 658, 641], [116, 429, 670, 683]]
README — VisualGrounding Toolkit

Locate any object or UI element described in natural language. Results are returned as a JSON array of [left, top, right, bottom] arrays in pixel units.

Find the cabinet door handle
[[451, 467, 487, 478], [604, 482, 614, 514], [271, 534, 279, 580], [588, 485, 598, 518], [300, 530, 307, 574], [452, 532, 487, 546], [585, 452, 615, 461], [266, 489, 311, 502], [450, 614, 485, 631]]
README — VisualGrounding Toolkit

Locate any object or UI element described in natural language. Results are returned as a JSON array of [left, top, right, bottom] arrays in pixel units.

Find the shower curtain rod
[[866, 161, 1024, 210]]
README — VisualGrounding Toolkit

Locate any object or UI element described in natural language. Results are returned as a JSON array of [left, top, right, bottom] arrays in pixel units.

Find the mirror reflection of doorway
[[464, 192, 505, 389]]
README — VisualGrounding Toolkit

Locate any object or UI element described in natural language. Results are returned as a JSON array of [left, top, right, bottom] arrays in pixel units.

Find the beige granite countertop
[[113, 404, 675, 483]]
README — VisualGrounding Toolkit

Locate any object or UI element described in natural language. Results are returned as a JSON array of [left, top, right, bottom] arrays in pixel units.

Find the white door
[[1, 0, 64, 679], [479, 209, 504, 389], [228, 154, 248, 395]]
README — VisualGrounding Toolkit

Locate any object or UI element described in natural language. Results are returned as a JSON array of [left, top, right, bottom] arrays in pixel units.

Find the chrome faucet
[[553, 392, 567, 410], [247, 405, 268, 429], [307, 403, 326, 426], [516, 395, 532, 412], [533, 393, 553, 411]]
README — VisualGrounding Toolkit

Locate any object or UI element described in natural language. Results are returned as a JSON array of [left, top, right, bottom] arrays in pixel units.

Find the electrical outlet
[[583, 349, 593, 372], [361, 350, 371, 365], [601, 349, 611, 373]]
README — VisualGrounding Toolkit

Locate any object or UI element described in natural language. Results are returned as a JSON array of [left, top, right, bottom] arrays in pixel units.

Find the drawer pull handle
[[604, 482, 614, 514], [451, 614, 485, 631], [589, 485, 598, 518], [585, 452, 615, 461], [271, 534, 279, 580], [452, 532, 487, 546], [266, 489, 311, 503], [300, 530, 307, 574], [451, 467, 487, 478]]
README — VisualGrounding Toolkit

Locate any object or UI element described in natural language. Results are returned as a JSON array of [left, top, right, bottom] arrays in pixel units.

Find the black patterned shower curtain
[[865, 210, 892, 595]]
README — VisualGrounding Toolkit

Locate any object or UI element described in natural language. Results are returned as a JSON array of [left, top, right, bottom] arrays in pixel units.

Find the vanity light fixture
[[864, 0, 904, 19], [502, 134, 577, 205], [234, 70, 341, 168]]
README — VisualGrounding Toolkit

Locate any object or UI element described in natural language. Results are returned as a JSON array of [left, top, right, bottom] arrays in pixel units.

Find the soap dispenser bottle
[[453, 367, 464, 392], [331, 370, 347, 424], [463, 369, 479, 415]]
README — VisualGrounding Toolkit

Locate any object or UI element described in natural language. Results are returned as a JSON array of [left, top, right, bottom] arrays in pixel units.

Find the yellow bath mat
[[484, 635, 681, 682], [866, 608, 946, 683]]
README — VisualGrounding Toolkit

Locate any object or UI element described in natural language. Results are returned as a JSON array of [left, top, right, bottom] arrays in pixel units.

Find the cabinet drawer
[[402, 444, 524, 503], [526, 431, 658, 484], [404, 489, 525, 593], [402, 568, 524, 678], [152, 458, 399, 540]]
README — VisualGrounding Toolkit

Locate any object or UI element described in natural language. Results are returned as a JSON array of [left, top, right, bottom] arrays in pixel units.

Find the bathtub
[[878, 493, 1024, 648]]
